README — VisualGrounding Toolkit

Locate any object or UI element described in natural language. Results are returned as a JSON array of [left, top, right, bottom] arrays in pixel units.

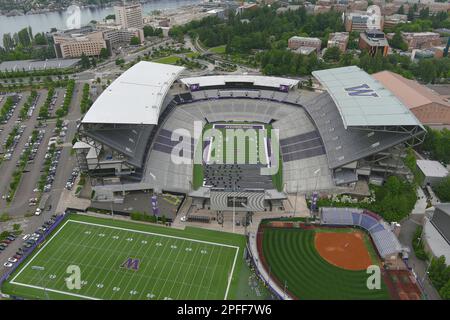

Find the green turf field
[[262, 227, 391, 300], [2, 214, 245, 300]]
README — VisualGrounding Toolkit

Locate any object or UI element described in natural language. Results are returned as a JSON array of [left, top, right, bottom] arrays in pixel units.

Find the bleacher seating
[[320, 207, 402, 258]]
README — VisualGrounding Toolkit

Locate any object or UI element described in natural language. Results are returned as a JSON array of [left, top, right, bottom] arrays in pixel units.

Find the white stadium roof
[[180, 75, 299, 89], [312, 66, 423, 129], [82, 61, 185, 125]]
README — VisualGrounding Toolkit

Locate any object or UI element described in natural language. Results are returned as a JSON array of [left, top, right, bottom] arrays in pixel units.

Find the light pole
[[310, 168, 321, 218], [232, 180, 236, 233]]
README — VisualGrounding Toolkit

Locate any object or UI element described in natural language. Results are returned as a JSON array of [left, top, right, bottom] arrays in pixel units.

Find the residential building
[[383, 14, 408, 29], [313, 5, 332, 14], [345, 12, 384, 32], [327, 32, 350, 52], [349, 0, 368, 11], [114, 3, 144, 29], [401, 32, 442, 50], [372, 70, 450, 125], [236, 3, 258, 15], [101, 27, 144, 49], [358, 30, 389, 56], [53, 30, 106, 59], [288, 36, 322, 53]]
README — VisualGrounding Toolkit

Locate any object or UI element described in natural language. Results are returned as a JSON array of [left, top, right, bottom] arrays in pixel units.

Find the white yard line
[[224, 246, 240, 300]]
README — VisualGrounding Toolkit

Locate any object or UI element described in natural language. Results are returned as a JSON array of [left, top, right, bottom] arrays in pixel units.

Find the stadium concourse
[[74, 61, 426, 221]]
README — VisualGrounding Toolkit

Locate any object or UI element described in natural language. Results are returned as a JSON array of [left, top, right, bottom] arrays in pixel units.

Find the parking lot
[[0, 82, 85, 275], [0, 214, 62, 269], [0, 83, 84, 217]]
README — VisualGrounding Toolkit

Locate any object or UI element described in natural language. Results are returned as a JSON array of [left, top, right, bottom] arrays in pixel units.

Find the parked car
[[3, 262, 13, 268]]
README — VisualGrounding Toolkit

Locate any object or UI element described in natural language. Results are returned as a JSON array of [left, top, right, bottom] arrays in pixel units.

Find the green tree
[[80, 53, 91, 69], [100, 47, 109, 59], [407, 6, 415, 21], [323, 46, 341, 62], [397, 5, 405, 15], [130, 36, 140, 46], [389, 31, 408, 51], [440, 280, 450, 300], [434, 177, 450, 202], [417, 59, 437, 83], [3, 33, 14, 51], [428, 256, 450, 291]]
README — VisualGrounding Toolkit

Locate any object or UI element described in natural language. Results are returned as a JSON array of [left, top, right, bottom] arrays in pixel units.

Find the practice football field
[[3, 215, 243, 300]]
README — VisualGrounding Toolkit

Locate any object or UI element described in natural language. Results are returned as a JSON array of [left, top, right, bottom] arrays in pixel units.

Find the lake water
[[0, 0, 201, 42]]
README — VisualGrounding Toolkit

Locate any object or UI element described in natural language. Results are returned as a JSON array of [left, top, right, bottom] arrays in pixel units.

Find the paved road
[[398, 215, 441, 300]]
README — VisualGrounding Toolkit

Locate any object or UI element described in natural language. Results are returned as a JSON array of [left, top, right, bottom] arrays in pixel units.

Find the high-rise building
[[114, 3, 144, 29], [359, 30, 389, 57]]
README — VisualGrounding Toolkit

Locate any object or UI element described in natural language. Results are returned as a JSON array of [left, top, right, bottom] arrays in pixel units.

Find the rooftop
[[82, 61, 185, 125], [0, 58, 80, 72], [180, 75, 299, 89], [416, 160, 449, 178], [373, 71, 450, 109], [312, 66, 423, 129]]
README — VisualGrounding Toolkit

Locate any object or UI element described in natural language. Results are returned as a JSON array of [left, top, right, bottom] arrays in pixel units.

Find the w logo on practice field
[[344, 84, 379, 97], [121, 258, 140, 271]]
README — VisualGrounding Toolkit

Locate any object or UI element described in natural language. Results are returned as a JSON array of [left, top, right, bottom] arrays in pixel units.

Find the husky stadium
[[74, 62, 426, 215]]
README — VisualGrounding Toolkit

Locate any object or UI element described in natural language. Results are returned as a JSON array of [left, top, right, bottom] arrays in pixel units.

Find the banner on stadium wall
[[151, 195, 159, 216]]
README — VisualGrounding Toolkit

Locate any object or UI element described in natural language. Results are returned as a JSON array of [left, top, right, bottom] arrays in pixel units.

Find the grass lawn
[[262, 227, 391, 300], [2, 214, 246, 300], [153, 55, 181, 65], [209, 45, 226, 54]]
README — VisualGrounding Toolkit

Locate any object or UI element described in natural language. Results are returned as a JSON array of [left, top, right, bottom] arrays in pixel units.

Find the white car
[[35, 208, 42, 216], [180, 216, 187, 222], [22, 234, 30, 241], [7, 257, 17, 263], [3, 262, 13, 268]]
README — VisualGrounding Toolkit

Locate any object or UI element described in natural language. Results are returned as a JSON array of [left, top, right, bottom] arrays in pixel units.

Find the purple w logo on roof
[[121, 257, 140, 271], [344, 84, 379, 97]]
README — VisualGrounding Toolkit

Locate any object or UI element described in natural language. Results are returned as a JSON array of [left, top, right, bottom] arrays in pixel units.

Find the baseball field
[[261, 226, 391, 300]]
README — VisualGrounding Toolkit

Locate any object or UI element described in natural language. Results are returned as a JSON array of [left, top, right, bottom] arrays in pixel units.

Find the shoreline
[[0, 0, 175, 17]]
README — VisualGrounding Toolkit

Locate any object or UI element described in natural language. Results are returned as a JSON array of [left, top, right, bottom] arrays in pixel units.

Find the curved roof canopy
[[312, 66, 423, 129], [180, 75, 299, 89], [82, 61, 185, 125]]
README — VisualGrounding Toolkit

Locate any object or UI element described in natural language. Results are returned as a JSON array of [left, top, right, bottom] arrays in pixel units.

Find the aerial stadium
[[74, 61, 425, 217]]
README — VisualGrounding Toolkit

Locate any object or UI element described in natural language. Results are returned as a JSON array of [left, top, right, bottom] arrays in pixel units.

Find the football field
[[3, 215, 243, 300]]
